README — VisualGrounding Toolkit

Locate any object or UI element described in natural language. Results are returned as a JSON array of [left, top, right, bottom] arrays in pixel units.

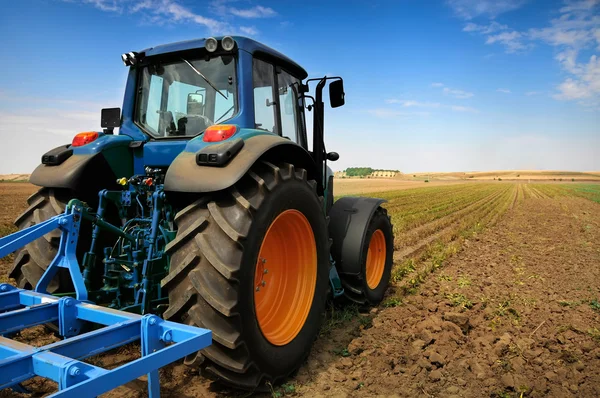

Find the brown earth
[[298, 197, 600, 397], [333, 178, 465, 196], [399, 171, 600, 182], [0, 175, 30, 182]]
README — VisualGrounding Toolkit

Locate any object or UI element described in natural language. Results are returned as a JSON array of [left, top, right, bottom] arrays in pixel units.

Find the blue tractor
[[6, 36, 394, 389]]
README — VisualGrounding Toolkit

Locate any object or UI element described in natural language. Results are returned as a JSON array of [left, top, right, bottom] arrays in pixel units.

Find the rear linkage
[[0, 167, 174, 316], [0, 174, 211, 397]]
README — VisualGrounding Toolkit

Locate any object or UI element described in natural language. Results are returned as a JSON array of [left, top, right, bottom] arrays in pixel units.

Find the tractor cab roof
[[140, 36, 308, 80]]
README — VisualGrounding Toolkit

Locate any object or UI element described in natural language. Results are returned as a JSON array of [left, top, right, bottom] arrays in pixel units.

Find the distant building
[[370, 170, 399, 178], [333, 170, 400, 178]]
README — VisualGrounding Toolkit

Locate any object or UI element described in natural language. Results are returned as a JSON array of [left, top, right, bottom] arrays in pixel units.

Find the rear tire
[[8, 188, 74, 292], [341, 207, 394, 305], [162, 161, 329, 389]]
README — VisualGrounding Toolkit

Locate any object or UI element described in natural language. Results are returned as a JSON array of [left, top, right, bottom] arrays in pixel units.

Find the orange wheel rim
[[254, 209, 317, 346], [366, 229, 386, 289]]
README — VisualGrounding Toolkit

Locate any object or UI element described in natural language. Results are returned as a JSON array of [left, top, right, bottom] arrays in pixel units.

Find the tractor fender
[[29, 136, 133, 200], [164, 134, 319, 193], [328, 196, 387, 276]]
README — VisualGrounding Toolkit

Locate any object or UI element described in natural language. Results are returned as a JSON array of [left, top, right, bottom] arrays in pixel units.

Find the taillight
[[72, 132, 99, 147], [203, 125, 237, 142]]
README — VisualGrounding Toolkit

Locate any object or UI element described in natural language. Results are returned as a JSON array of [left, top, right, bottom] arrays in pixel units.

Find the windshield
[[135, 55, 236, 138]]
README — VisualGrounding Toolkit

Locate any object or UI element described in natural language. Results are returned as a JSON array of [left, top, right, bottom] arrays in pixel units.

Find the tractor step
[[0, 284, 211, 397]]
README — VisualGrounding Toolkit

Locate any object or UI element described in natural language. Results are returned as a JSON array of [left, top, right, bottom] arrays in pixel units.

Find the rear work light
[[203, 125, 237, 142], [72, 132, 99, 147]]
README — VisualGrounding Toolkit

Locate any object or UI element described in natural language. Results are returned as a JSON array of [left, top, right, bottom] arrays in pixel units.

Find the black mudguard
[[164, 134, 319, 193], [328, 196, 387, 276], [29, 151, 126, 202]]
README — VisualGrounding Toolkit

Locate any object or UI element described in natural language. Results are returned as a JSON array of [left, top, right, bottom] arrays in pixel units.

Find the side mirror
[[101, 108, 121, 134], [329, 80, 345, 108], [326, 152, 339, 161], [187, 93, 204, 115]]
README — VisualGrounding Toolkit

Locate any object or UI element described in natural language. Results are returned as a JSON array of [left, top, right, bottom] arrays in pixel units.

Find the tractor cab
[[114, 36, 343, 192]]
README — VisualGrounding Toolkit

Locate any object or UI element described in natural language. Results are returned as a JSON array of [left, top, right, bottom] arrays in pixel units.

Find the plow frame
[[0, 200, 212, 397]]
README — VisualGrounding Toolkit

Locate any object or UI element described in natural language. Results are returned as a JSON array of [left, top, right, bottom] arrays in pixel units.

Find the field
[[1, 181, 599, 397], [397, 170, 600, 182]]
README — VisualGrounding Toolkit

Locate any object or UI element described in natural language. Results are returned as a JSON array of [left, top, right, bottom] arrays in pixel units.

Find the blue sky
[[0, 0, 598, 173]]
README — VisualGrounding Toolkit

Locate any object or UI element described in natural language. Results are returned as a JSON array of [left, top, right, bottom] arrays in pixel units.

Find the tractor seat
[[169, 115, 210, 136]]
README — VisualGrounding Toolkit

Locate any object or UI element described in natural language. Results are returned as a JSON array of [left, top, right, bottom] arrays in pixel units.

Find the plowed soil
[[299, 197, 600, 397], [1, 184, 600, 397]]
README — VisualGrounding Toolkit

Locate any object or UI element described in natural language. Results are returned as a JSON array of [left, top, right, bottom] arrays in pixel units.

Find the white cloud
[[485, 30, 528, 53], [240, 26, 258, 36], [68, 0, 279, 34], [383, 97, 478, 113], [497, 88, 512, 93], [443, 86, 475, 99], [0, 108, 101, 173], [82, 0, 122, 12], [385, 99, 441, 107], [560, 0, 599, 13], [450, 105, 478, 112], [554, 55, 600, 99], [431, 83, 474, 99], [367, 108, 431, 118], [463, 21, 528, 53], [531, 1, 600, 103], [459, 0, 600, 106], [463, 21, 508, 34], [229, 5, 276, 18], [447, 0, 527, 19]]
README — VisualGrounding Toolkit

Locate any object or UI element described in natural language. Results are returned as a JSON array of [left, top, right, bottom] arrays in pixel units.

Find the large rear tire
[[162, 161, 330, 389], [8, 188, 74, 292]]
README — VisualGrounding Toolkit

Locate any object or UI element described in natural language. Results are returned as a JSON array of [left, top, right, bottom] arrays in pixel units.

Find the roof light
[[222, 36, 236, 51], [121, 51, 139, 67], [205, 37, 218, 53], [72, 132, 99, 147], [203, 125, 237, 142]]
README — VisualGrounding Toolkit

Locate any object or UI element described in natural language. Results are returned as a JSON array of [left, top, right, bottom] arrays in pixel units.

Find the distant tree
[[345, 167, 374, 177]]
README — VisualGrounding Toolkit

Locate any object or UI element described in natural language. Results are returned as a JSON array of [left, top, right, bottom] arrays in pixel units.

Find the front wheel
[[341, 207, 394, 305], [162, 161, 330, 389]]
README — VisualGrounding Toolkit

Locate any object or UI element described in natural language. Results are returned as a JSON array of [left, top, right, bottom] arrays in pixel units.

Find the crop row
[[387, 184, 517, 298]]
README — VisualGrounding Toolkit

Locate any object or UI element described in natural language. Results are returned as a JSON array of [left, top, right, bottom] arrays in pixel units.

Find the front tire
[[341, 207, 394, 305], [162, 161, 329, 389]]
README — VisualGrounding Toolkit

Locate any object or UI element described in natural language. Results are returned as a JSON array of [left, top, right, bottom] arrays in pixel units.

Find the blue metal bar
[[35, 206, 87, 301], [0, 301, 59, 334], [0, 288, 212, 396], [50, 325, 211, 398], [0, 288, 21, 311], [0, 215, 68, 258]]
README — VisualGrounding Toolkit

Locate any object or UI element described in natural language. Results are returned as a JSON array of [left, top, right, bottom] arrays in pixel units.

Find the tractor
[[6, 36, 394, 389]]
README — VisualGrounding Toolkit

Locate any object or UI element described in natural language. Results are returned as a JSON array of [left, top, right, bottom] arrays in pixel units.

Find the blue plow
[[0, 204, 212, 397]]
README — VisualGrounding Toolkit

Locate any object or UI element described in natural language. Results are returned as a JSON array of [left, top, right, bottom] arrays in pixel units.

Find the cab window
[[252, 59, 276, 133], [252, 58, 307, 148], [278, 71, 302, 145]]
